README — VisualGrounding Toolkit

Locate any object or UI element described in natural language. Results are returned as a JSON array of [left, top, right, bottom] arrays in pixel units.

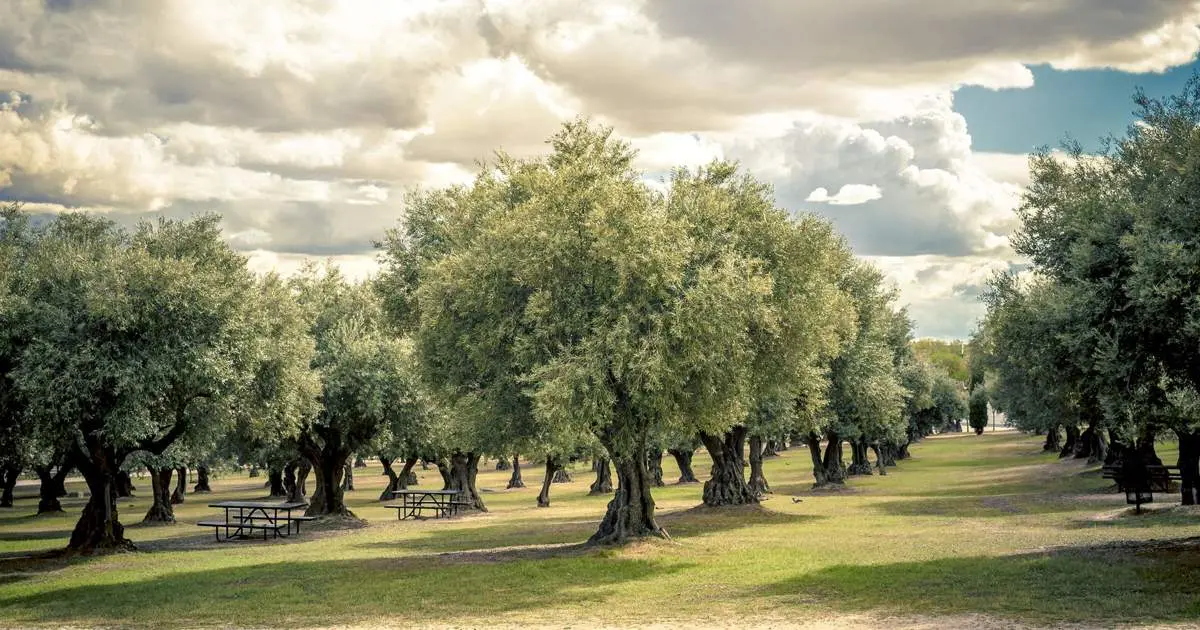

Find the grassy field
[[2, 432, 1200, 629]]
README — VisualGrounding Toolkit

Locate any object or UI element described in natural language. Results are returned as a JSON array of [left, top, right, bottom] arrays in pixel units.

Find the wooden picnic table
[[197, 500, 313, 541], [385, 489, 463, 520]]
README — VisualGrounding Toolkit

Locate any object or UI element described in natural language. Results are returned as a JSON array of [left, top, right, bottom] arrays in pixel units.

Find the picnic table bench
[[384, 489, 464, 520], [197, 501, 314, 541]]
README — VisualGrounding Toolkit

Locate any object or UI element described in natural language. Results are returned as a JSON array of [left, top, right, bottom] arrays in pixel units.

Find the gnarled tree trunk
[[806, 432, 827, 486], [537, 457, 560, 507], [645, 449, 665, 487], [35, 461, 72, 514], [1060, 424, 1080, 459], [699, 427, 758, 506], [507, 454, 525, 489], [171, 466, 187, 504], [0, 464, 22, 508], [1177, 429, 1200, 506], [552, 465, 572, 483], [748, 435, 770, 496], [495, 457, 511, 471], [820, 432, 846, 486], [669, 448, 699, 483], [449, 451, 486, 512], [589, 453, 666, 545], [70, 443, 135, 553], [341, 461, 354, 491], [847, 438, 873, 476], [354, 456, 367, 468], [142, 466, 176, 524], [763, 440, 779, 458], [114, 470, 134, 498], [1043, 425, 1062, 452], [304, 447, 353, 517], [870, 443, 888, 476], [436, 458, 453, 490], [590, 456, 614, 495], [193, 464, 212, 493], [267, 467, 286, 498]]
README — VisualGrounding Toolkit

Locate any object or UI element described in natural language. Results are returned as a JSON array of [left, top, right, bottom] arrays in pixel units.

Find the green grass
[[2, 433, 1199, 628]]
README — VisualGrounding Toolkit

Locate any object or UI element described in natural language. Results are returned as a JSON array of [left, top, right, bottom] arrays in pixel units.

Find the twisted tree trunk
[[114, 470, 134, 498], [763, 440, 779, 458], [70, 443, 135, 552], [0, 464, 21, 508], [747, 435, 770, 496], [699, 427, 758, 506], [341, 461, 355, 491], [193, 464, 212, 493], [171, 466, 187, 504], [668, 448, 699, 483], [588, 453, 666, 544], [537, 457, 560, 507], [436, 458, 453, 490], [306, 453, 352, 517], [142, 466, 176, 524], [552, 466, 572, 483], [35, 462, 72, 514], [495, 457, 511, 471], [1178, 429, 1200, 506], [506, 454, 525, 489], [449, 451, 486, 512], [1043, 425, 1062, 452], [267, 467, 286, 497], [847, 438, 873, 476], [870, 443, 888, 476], [645, 449, 665, 487], [821, 432, 846, 486], [806, 432, 828, 487], [1060, 424, 1080, 459], [589, 456, 614, 495], [354, 456, 368, 468]]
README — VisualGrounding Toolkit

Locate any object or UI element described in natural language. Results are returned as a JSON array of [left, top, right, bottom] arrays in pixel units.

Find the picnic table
[[197, 500, 314, 541], [384, 489, 464, 520]]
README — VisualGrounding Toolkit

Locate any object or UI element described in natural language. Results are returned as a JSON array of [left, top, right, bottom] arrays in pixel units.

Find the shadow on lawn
[[751, 537, 1200, 625], [357, 503, 825, 556], [0, 551, 691, 627]]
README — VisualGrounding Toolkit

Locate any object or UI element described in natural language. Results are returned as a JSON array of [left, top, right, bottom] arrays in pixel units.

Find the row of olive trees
[[0, 210, 439, 552], [0, 119, 968, 551], [974, 79, 1200, 503], [372, 119, 966, 542]]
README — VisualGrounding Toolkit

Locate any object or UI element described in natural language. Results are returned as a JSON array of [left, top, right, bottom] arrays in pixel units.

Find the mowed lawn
[[2, 433, 1200, 629]]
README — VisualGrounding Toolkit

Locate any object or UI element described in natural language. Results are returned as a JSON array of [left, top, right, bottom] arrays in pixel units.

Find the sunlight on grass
[[2, 433, 1199, 627]]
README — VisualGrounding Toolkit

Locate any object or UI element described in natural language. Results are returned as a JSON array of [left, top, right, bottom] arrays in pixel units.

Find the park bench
[[197, 519, 287, 541], [1101, 464, 1181, 492], [1101, 461, 1182, 513]]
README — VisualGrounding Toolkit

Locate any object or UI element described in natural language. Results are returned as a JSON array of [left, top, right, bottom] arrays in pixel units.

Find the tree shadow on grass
[[0, 551, 691, 628], [355, 504, 825, 556], [749, 537, 1200, 625]]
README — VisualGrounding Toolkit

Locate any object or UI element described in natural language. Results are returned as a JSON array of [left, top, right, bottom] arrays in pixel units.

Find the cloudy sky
[[3, 0, 1199, 339]]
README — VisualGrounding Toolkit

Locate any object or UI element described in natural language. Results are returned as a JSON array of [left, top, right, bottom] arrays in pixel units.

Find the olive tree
[[414, 120, 767, 543], [11, 214, 315, 552]]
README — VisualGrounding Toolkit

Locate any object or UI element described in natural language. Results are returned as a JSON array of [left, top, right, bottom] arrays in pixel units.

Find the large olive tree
[[414, 120, 768, 543], [11, 214, 315, 552]]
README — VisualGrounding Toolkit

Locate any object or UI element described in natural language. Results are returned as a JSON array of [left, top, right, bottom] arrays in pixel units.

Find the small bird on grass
[[791, 497, 803, 503]]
